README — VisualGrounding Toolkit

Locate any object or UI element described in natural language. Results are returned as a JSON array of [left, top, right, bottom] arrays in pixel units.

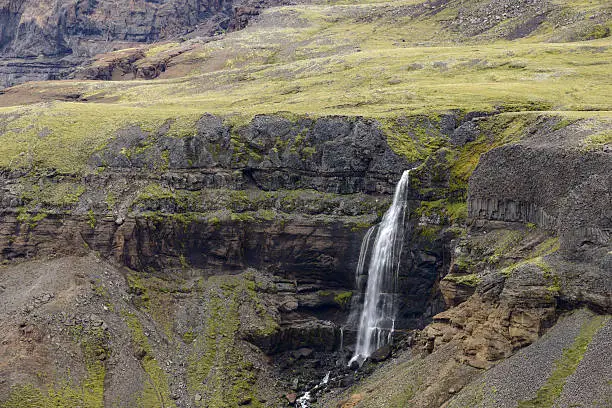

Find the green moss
[[449, 114, 534, 197], [350, 220, 374, 231], [230, 212, 256, 223], [418, 225, 442, 242], [502, 255, 554, 277], [1, 328, 107, 408], [487, 230, 525, 264], [179, 254, 189, 269], [552, 118, 577, 131], [580, 130, 611, 152], [126, 273, 176, 338], [182, 331, 196, 344], [442, 273, 482, 287], [145, 42, 181, 58], [105, 192, 117, 211], [518, 314, 609, 408], [334, 291, 353, 309], [20, 181, 85, 209], [2, 385, 47, 408], [127, 274, 151, 310], [257, 209, 276, 221], [382, 116, 446, 162], [416, 199, 467, 224], [136, 183, 175, 202], [579, 24, 610, 40], [87, 210, 96, 229], [78, 329, 108, 408], [124, 312, 176, 408], [188, 274, 275, 407], [16, 208, 49, 229]]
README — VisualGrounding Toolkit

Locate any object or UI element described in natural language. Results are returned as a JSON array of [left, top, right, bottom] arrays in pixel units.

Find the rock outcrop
[[0, 0, 280, 87], [426, 119, 611, 373]]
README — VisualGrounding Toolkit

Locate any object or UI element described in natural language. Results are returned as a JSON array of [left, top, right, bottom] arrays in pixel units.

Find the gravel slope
[[446, 308, 609, 408], [554, 316, 612, 408]]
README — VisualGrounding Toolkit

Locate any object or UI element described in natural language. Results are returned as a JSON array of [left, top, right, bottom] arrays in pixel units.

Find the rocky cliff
[[0, 113, 440, 406], [1, 108, 609, 407], [0, 0, 610, 406], [0, 0, 278, 87], [326, 116, 611, 407]]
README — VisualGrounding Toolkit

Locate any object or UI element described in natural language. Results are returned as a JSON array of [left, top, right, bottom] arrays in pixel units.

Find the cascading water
[[348, 169, 412, 367]]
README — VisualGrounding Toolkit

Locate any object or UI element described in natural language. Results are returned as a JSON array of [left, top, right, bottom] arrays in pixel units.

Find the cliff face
[[325, 116, 611, 408], [0, 113, 454, 406], [0, 0, 610, 404], [0, 108, 610, 407], [0, 0, 273, 87]]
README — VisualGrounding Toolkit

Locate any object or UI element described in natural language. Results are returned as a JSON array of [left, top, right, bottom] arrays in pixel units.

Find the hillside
[[0, 0, 280, 88], [0, 0, 610, 407]]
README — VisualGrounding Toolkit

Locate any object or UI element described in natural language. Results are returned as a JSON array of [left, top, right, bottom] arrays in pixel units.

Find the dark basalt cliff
[[317, 115, 609, 408], [0, 0, 276, 87], [0, 113, 452, 406], [0, 111, 610, 407]]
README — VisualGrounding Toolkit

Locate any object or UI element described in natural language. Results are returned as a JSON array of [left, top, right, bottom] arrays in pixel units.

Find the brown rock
[[285, 393, 297, 404]]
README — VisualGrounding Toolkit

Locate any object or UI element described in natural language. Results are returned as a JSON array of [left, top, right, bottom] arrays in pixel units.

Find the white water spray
[[348, 169, 412, 366], [295, 371, 331, 408]]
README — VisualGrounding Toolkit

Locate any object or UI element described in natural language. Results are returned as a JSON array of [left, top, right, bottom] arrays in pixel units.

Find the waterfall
[[295, 371, 331, 408], [348, 169, 412, 367]]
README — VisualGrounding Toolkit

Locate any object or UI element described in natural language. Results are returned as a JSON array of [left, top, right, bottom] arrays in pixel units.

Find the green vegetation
[[552, 118, 577, 131], [124, 312, 176, 408], [416, 199, 467, 224], [1, 328, 108, 408], [500, 237, 560, 276], [487, 230, 525, 264], [133, 187, 387, 229], [518, 314, 609, 408], [188, 274, 277, 407], [334, 291, 353, 309], [0, 0, 609, 176], [383, 116, 446, 162], [16, 208, 48, 229], [135, 184, 176, 202], [145, 42, 181, 58], [127, 273, 176, 338], [443, 273, 481, 287], [580, 130, 612, 151], [502, 256, 550, 277], [87, 210, 96, 229], [20, 181, 85, 207], [417, 225, 442, 242]]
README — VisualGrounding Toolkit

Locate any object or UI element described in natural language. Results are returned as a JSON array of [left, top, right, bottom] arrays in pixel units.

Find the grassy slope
[[0, 0, 610, 173]]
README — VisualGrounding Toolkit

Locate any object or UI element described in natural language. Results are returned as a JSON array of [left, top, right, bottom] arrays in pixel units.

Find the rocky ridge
[[0, 0, 282, 88]]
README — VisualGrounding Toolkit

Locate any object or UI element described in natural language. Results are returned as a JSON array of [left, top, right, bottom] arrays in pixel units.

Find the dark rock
[[133, 346, 147, 360], [369, 345, 391, 362], [238, 396, 252, 405], [292, 348, 314, 359], [0, 0, 281, 88]]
